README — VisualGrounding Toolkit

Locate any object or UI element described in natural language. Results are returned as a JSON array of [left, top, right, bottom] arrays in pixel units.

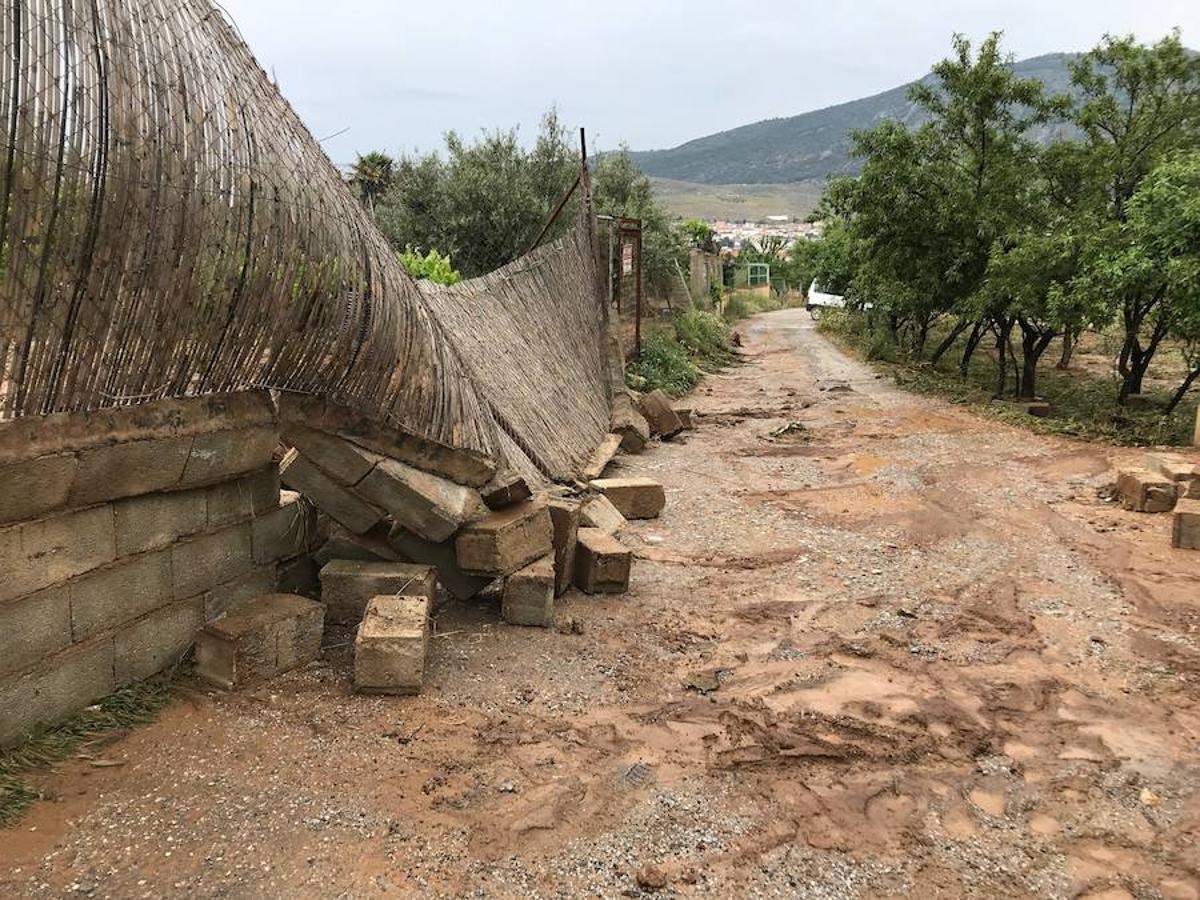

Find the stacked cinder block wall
[[0, 393, 321, 746]]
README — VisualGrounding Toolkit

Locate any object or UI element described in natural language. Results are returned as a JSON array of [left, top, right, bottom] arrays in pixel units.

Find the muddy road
[[3, 308, 1199, 898]]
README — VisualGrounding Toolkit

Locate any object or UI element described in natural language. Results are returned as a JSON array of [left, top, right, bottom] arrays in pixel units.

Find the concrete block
[[612, 395, 650, 454], [0, 637, 116, 747], [195, 594, 324, 690], [113, 488, 207, 556], [502, 555, 555, 627], [455, 500, 553, 576], [277, 555, 320, 600], [205, 466, 282, 528], [353, 595, 429, 695], [0, 586, 72, 678], [676, 408, 696, 431], [545, 497, 581, 597], [581, 435, 623, 482], [1145, 453, 1200, 497], [1173, 499, 1200, 550], [0, 453, 77, 525], [481, 471, 533, 511], [589, 477, 666, 520], [70, 549, 173, 641], [319, 559, 438, 626], [280, 449, 383, 535], [283, 427, 380, 486], [638, 390, 684, 439], [114, 598, 204, 684], [1117, 468, 1177, 513], [388, 526, 493, 601], [69, 436, 193, 506], [172, 523, 254, 599], [203, 566, 277, 621], [252, 491, 320, 564], [580, 495, 626, 535], [314, 523, 401, 566], [574, 528, 632, 595], [356, 458, 482, 543], [179, 426, 279, 488], [0, 505, 116, 604]]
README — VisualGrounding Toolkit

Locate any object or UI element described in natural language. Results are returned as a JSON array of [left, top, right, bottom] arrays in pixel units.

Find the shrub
[[399, 246, 462, 285], [629, 331, 701, 397], [674, 309, 735, 370]]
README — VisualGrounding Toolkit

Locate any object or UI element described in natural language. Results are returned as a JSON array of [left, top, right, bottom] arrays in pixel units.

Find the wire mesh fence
[[0, 0, 613, 478]]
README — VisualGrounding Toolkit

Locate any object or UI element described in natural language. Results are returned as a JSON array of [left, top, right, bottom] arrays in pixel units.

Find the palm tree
[[350, 151, 395, 211]]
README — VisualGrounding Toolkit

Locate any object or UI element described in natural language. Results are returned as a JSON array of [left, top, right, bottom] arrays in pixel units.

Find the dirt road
[[4, 309, 1199, 899]]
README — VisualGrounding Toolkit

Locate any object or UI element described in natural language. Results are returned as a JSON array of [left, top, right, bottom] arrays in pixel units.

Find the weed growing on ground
[[0, 679, 172, 828]]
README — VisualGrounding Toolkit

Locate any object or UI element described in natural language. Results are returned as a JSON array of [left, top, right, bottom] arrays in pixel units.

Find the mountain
[[630, 53, 1079, 185]]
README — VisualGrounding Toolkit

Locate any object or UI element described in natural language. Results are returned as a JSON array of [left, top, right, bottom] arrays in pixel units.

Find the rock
[[635, 864, 669, 891], [589, 477, 666, 520]]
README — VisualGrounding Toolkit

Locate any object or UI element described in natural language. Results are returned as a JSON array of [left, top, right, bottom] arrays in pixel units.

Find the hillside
[[631, 53, 1078, 185]]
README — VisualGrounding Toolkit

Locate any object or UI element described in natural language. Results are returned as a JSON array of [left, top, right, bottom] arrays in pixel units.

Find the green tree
[[680, 219, 717, 253]]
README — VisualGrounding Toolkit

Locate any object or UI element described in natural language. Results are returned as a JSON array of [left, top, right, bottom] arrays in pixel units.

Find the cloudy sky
[[219, 1, 1198, 168]]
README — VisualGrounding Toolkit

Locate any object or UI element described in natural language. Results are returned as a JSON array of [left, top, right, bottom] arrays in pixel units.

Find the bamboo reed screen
[[0, 0, 613, 480]]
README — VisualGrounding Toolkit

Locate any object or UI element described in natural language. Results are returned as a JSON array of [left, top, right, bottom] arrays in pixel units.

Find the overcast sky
[[219, 1, 1198, 169]]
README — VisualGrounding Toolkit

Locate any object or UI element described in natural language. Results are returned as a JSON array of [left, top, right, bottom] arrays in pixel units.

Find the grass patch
[[818, 309, 1199, 446], [0, 678, 172, 828], [629, 309, 738, 397]]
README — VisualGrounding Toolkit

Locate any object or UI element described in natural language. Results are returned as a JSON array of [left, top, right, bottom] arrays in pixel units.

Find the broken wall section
[[0, 393, 323, 747]]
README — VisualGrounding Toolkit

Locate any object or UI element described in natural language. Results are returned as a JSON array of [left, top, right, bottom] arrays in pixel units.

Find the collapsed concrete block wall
[[0, 393, 322, 747]]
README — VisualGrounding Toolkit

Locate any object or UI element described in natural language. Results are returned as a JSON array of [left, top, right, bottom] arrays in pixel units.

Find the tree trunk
[[993, 317, 1014, 399], [1166, 366, 1200, 415], [930, 318, 970, 366], [1056, 328, 1077, 370], [959, 321, 986, 376], [1018, 321, 1057, 401], [1119, 316, 1171, 404]]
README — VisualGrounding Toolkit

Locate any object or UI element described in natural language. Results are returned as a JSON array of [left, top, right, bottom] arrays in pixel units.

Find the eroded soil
[[3, 309, 1199, 899]]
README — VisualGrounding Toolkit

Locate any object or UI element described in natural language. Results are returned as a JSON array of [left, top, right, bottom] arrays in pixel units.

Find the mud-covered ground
[[3, 309, 1199, 899]]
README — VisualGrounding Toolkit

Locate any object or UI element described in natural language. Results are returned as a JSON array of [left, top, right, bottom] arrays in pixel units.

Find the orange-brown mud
[[2, 309, 1198, 898]]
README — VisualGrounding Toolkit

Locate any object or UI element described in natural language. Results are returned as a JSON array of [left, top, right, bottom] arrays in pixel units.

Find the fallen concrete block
[[318, 559, 438, 626], [283, 426, 381, 486], [502, 555, 555, 627], [354, 595, 429, 695], [455, 500, 553, 576], [356, 457, 482, 543], [481, 471, 533, 511], [1145, 453, 1200, 498], [1117, 468, 1177, 513], [589, 477, 666, 520], [388, 526, 493, 601], [574, 528, 632, 594], [638, 390, 684, 439], [314, 523, 401, 567], [582, 434, 623, 482], [612, 395, 650, 454], [580, 494, 626, 535], [281, 448, 383, 535], [194, 594, 324, 690], [545, 497, 581, 597], [251, 491, 321, 564], [1173, 499, 1200, 550], [675, 408, 696, 431]]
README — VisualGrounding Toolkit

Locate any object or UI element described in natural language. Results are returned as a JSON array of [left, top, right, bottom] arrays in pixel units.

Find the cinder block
[[455, 500, 553, 576], [0, 637, 116, 747], [481, 471, 533, 511], [195, 594, 324, 690], [69, 436, 193, 506], [277, 555, 320, 600], [0, 452, 77, 525], [283, 427, 380, 485], [114, 598, 204, 684], [1173, 499, 1200, 550], [70, 549, 173, 641], [354, 595, 429, 695], [204, 566, 277, 621], [314, 523, 401, 566], [574, 528, 632, 595], [280, 449, 382, 535], [0, 586, 72, 678], [1117, 468, 1177, 513], [356, 458, 482, 543], [0, 505, 116, 604], [612, 396, 650, 454], [172, 523, 254, 599], [205, 466, 282, 528], [589, 478, 666, 520], [638, 390, 684, 439], [319, 559, 438, 626], [388, 526, 493, 601], [114, 488, 207, 556], [580, 494, 626, 535], [252, 491, 320, 564], [1145, 453, 1200, 497], [581, 434, 623, 482], [179, 426, 279, 488], [502, 555, 555, 627], [545, 497, 581, 597]]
